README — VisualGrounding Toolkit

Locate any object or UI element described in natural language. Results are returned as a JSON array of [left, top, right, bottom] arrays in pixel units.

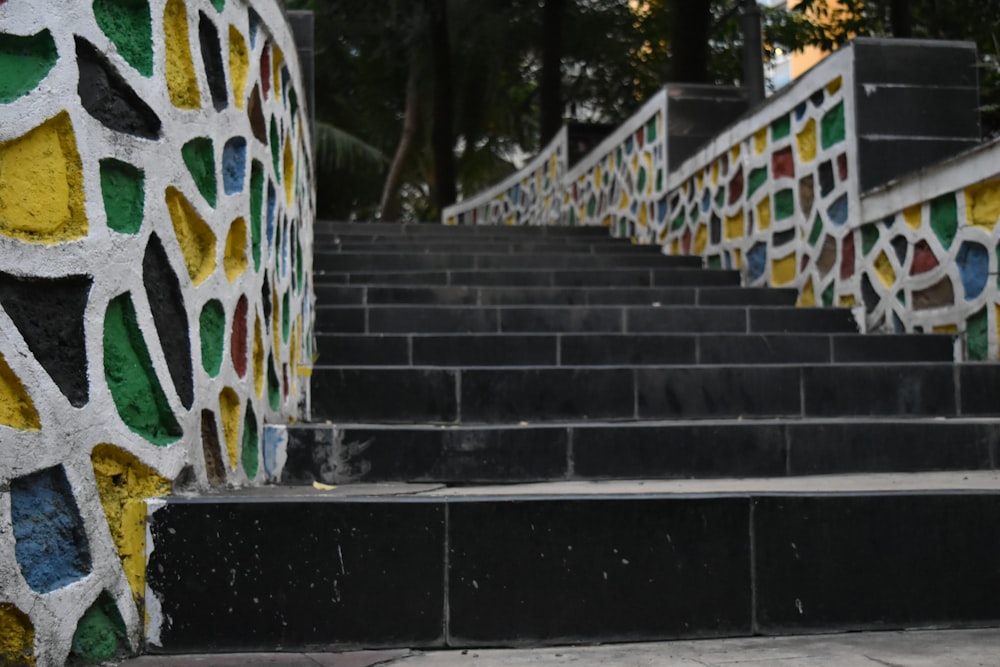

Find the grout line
[[784, 423, 792, 476], [364, 306, 370, 334], [632, 367, 639, 419], [454, 370, 462, 423], [556, 334, 562, 366], [954, 364, 962, 416], [566, 426, 575, 478], [799, 367, 806, 417], [407, 335, 414, 366]]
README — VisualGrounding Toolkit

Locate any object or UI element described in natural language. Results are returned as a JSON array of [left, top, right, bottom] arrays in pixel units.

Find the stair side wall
[[0, 1, 314, 664]]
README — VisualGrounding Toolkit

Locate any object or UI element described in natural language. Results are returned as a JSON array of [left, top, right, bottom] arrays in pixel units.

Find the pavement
[[118, 627, 1000, 666]]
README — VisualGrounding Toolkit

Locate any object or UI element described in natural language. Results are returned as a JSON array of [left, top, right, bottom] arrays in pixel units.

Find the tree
[[540, 0, 566, 144]]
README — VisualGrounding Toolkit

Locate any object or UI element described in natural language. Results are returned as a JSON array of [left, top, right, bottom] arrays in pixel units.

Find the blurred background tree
[[286, 0, 1000, 222]]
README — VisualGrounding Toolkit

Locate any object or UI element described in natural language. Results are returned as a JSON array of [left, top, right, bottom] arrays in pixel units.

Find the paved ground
[[119, 627, 1000, 666]]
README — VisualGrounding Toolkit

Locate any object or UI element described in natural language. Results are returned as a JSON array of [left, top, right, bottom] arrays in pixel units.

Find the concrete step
[[310, 362, 993, 423], [145, 473, 1000, 651], [315, 284, 799, 307], [314, 267, 742, 287], [279, 418, 999, 484], [314, 304, 858, 335], [316, 333, 954, 367], [313, 252, 700, 272]]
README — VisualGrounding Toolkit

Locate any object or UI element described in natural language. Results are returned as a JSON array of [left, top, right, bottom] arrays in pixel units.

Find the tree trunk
[[889, 0, 912, 37], [539, 0, 565, 146], [379, 61, 419, 221], [425, 0, 456, 213], [669, 0, 711, 83]]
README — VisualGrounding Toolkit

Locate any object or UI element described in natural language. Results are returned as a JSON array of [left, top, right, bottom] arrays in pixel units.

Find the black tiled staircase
[[147, 222, 1000, 653]]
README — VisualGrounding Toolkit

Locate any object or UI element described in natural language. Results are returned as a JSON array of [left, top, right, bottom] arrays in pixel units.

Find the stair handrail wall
[[442, 37, 1000, 359], [443, 126, 568, 227], [0, 1, 315, 664]]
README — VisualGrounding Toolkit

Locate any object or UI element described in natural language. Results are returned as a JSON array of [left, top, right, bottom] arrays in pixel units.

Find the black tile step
[[315, 285, 798, 307], [310, 362, 993, 423], [314, 252, 700, 272], [313, 221, 612, 237], [147, 480, 1000, 650], [316, 243, 662, 256], [314, 268, 742, 288], [314, 305, 858, 335], [280, 418, 999, 484], [315, 333, 954, 367]]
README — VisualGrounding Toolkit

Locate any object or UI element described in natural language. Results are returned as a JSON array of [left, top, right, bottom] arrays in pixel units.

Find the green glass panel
[[100, 158, 144, 234], [707, 255, 722, 269], [210, 0, 225, 10], [93, 0, 153, 77], [282, 290, 290, 342], [270, 116, 280, 183], [655, 169, 663, 192], [672, 211, 685, 231], [714, 187, 725, 209], [250, 160, 263, 270], [930, 194, 958, 249], [968, 307, 988, 361], [821, 101, 846, 149], [0, 30, 58, 103], [586, 194, 596, 218], [774, 189, 794, 220], [181, 137, 217, 207], [808, 214, 823, 246], [241, 401, 258, 478], [267, 353, 280, 410], [104, 294, 182, 446], [646, 116, 657, 142], [199, 299, 225, 376], [861, 226, 879, 255], [821, 282, 834, 306], [637, 167, 646, 192], [747, 167, 768, 197], [771, 114, 791, 141]]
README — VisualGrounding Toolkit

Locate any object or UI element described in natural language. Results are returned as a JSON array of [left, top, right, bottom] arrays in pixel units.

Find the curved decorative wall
[[0, 1, 314, 664]]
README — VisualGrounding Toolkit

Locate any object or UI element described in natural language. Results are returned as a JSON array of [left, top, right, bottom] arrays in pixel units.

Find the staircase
[[146, 221, 1000, 653]]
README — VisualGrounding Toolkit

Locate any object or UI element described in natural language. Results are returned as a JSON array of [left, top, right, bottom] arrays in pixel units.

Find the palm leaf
[[314, 121, 389, 172]]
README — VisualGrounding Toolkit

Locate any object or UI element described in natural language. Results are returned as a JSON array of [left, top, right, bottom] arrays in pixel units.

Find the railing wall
[[0, 1, 314, 663]]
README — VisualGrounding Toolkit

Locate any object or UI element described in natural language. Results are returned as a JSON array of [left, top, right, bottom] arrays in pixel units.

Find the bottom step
[[146, 473, 1000, 652]]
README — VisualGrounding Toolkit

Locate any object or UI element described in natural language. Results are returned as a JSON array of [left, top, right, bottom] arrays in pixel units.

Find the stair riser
[[311, 364, 988, 422], [282, 422, 998, 484], [316, 333, 953, 367], [314, 306, 858, 335], [147, 492, 1000, 650], [314, 253, 700, 271], [315, 286, 798, 307], [316, 269, 742, 288], [313, 222, 611, 237], [314, 242, 665, 254]]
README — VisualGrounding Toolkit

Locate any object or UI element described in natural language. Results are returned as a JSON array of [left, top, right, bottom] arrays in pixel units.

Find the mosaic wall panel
[[856, 152, 1000, 359], [654, 58, 857, 310], [444, 127, 566, 226], [0, 1, 314, 663], [563, 91, 667, 238]]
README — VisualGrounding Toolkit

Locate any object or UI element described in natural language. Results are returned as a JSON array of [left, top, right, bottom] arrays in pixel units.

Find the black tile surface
[[636, 367, 801, 418], [573, 423, 786, 478], [412, 334, 558, 366], [627, 307, 747, 333], [447, 496, 752, 644], [958, 364, 1000, 415], [498, 307, 625, 333], [754, 493, 1000, 632], [335, 426, 569, 482], [560, 334, 698, 365], [460, 368, 635, 421], [315, 307, 366, 333], [698, 334, 831, 365], [147, 499, 446, 650], [316, 334, 409, 365], [832, 334, 954, 362], [748, 307, 857, 333], [312, 368, 458, 422], [786, 420, 996, 474], [802, 364, 956, 416], [368, 307, 499, 333], [367, 286, 479, 305], [696, 287, 797, 306], [281, 425, 340, 484]]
